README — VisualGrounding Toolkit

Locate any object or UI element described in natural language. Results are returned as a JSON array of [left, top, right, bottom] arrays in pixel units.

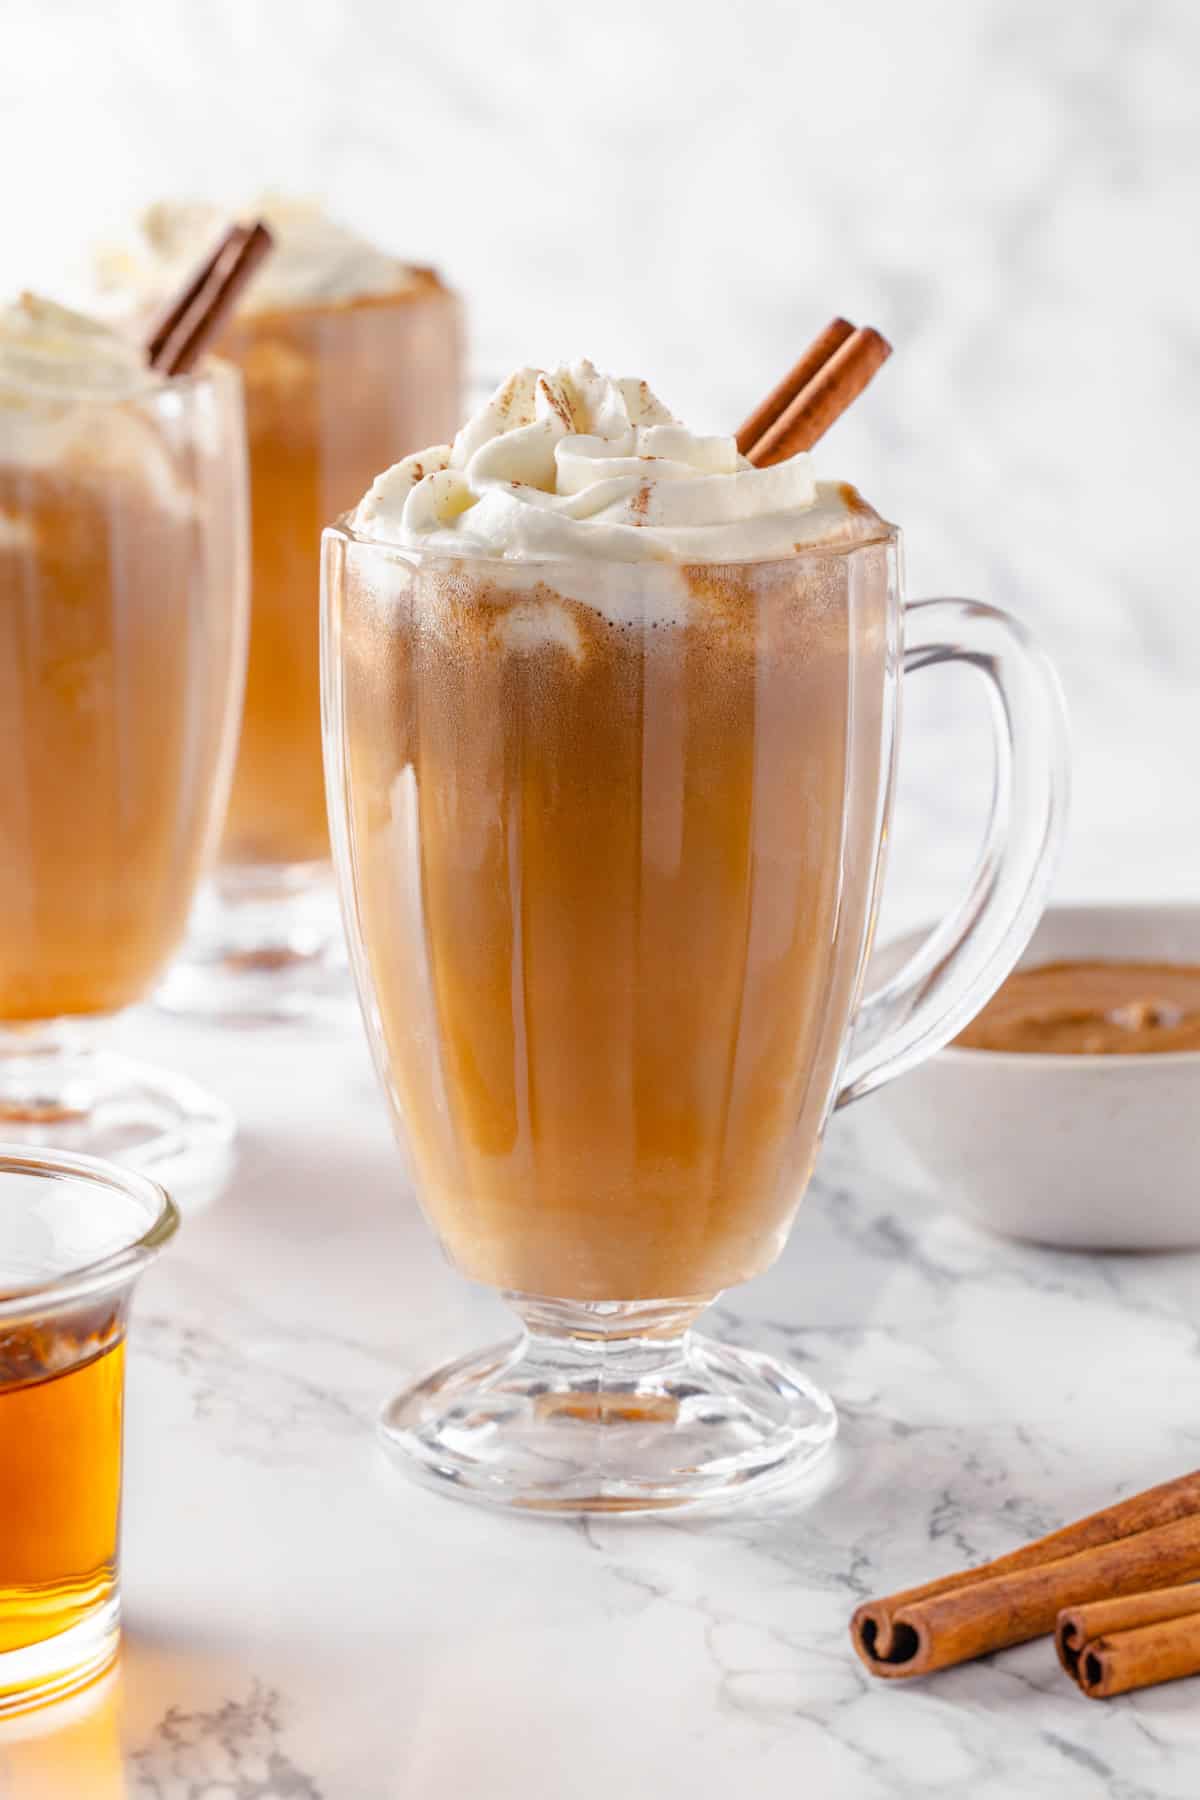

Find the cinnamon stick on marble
[[852, 1467, 1200, 1679], [854, 1467, 1200, 1667], [1057, 1583, 1200, 1699], [854, 1515, 1200, 1680]]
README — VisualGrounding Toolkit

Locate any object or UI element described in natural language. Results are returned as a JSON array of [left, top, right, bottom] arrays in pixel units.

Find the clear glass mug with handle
[[321, 519, 1068, 1513]]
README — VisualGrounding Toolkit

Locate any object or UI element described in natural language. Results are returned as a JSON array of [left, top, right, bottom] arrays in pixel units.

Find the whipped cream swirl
[[0, 296, 201, 517], [352, 360, 875, 563], [96, 195, 425, 316], [0, 294, 159, 400]]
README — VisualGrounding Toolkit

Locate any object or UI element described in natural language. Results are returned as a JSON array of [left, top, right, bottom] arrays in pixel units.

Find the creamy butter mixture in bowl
[[864, 904, 1200, 1249]]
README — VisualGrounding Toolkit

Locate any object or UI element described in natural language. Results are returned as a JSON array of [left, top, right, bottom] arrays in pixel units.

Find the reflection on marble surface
[[1, 996, 1197, 1797]]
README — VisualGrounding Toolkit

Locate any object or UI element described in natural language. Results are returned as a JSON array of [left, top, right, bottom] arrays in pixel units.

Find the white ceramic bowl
[[864, 904, 1200, 1249]]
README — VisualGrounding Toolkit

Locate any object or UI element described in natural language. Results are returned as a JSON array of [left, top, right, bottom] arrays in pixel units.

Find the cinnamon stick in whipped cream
[[739, 320, 890, 466], [1058, 1584, 1200, 1698], [146, 220, 273, 376], [734, 318, 854, 456], [853, 1467, 1200, 1679]]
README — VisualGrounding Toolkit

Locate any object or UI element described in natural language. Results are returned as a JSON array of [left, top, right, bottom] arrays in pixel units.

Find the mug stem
[[0, 1020, 97, 1124], [0, 1019, 233, 1190]]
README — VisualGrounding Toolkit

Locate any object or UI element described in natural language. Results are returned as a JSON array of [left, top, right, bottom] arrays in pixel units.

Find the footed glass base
[[157, 866, 350, 1026], [0, 1031, 233, 1198], [380, 1296, 837, 1514]]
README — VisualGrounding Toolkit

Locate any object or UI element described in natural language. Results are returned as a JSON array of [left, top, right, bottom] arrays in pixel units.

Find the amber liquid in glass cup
[[0, 1148, 176, 1714], [163, 279, 462, 1019], [0, 1334, 124, 1668], [323, 527, 1069, 1512], [0, 362, 248, 1178]]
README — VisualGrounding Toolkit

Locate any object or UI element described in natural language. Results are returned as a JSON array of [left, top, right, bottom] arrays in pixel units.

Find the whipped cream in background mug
[[95, 195, 428, 317], [0, 293, 160, 398], [0, 295, 204, 516]]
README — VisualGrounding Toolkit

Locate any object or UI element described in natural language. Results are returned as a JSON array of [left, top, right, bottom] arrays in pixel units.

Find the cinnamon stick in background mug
[[853, 1468, 1200, 1678], [145, 220, 273, 374]]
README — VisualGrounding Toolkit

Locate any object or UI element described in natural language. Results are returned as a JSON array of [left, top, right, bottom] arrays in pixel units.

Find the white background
[[5, 0, 1199, 917]]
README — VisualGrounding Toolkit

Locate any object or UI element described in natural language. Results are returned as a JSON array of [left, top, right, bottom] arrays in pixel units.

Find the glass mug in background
[[0, 361, 248, 1179], [161, 280, 463, 1021], [0, 1147, 177, 1714], [322, 524, 1068, 1512]]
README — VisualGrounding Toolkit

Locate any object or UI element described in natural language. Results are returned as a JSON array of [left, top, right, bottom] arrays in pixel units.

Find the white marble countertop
[[4, 982, 1200, 1800]]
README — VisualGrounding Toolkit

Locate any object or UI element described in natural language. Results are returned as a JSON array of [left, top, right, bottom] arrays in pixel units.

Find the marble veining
[[130, 1685, 322, 1800]]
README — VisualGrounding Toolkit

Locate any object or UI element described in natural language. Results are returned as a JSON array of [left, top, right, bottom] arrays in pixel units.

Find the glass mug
[[160, 282, 462, 1022], [321, 522, 1068, 1512], [0, 361, 248, 1180]]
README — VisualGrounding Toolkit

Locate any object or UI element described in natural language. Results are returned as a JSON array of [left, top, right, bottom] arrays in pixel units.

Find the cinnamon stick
[[1057, 1583, 1200, 1698], [145, 221, 273, 376], [746, 326, 891, 466], [854, 1515, 1200, 1680], [734, 318, 854, 456], [854, 1466, 1200, 1666]]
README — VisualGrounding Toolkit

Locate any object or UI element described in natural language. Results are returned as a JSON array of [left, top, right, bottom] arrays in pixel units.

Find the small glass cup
[[0, 1145, 177, 1715], [160, 279, 462, 1022], [0, 360, 248, 1180], [323, 525, 1069, 1514]]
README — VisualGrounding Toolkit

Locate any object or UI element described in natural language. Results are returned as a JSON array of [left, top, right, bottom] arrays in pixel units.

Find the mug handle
[[837, 597, 1070, 1108]]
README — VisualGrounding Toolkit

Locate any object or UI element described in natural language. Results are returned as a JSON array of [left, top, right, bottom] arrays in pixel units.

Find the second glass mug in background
[[322, 523, 1069, 1512], [0, 360, 247, 1179], [160, 280, 462, 1021]]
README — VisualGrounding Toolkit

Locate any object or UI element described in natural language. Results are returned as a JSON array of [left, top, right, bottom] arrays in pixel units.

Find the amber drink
[[323, 359, 1068, 1511], [221, 277, 461, 872], [331, 547, 892, 1300], [0, 1149, 176, 1714]]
